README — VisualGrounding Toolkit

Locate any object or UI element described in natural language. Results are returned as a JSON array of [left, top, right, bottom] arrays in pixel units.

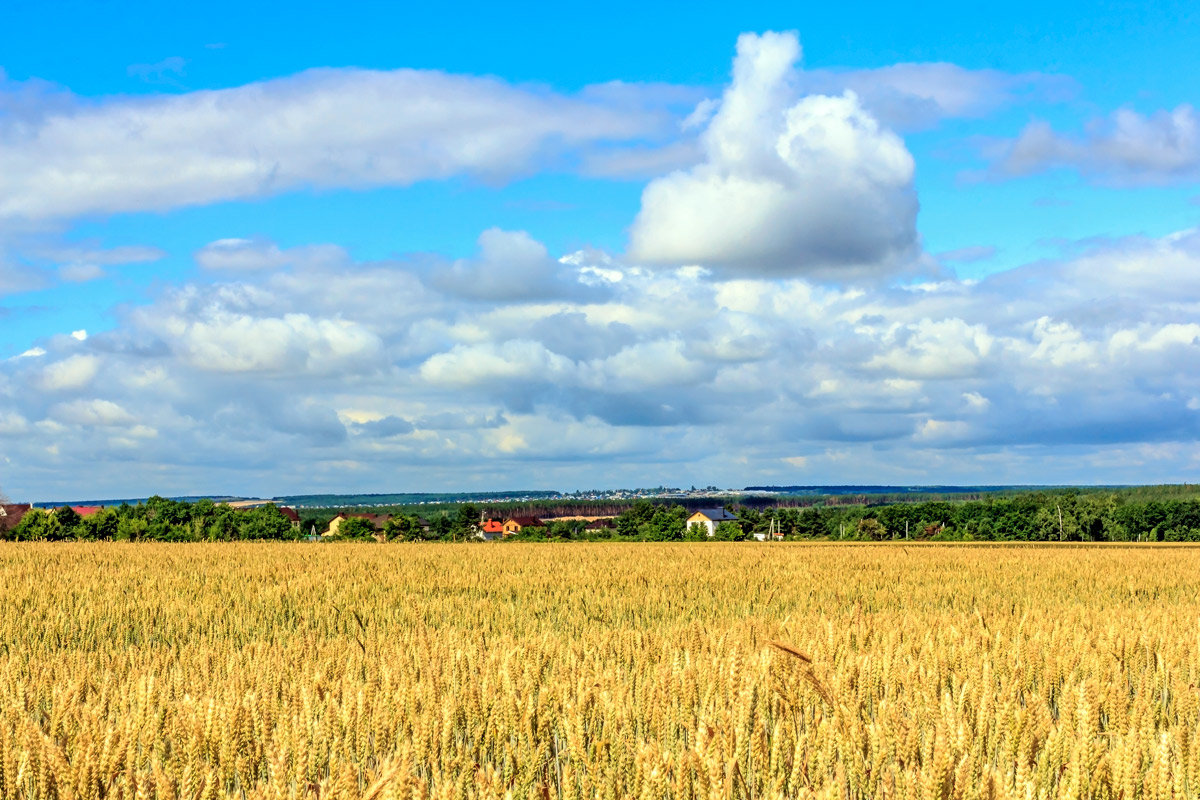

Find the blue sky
[[2, 1, 1199, 500]]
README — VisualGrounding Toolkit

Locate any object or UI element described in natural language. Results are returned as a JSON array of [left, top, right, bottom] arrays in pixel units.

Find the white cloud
[[628, 31, 918, 276], [799, 63, 1074, 131], [1027, 317, 1099, 367], [0, 260, 45, 295], [40, 243, 165, 266], [0, 68, 672, 220], [993, 104, 1200, 184], [159, 312, 381, 374], [50, 398, 135, 427], [420, 340, 577, 387], [40, 354, 99, 390], [580, 140, 704, 179], [867, 318, 994, 379], [962, 392, 990, 411], [1109, 322, 1200, 353], [58, 263, 105, 282], [195, 238, 288, 271], [194, 238, 348, 272], [914, 418, 969, 442], [3, 239, 164, 295], [587, 339, 711, 391], [428, 228, 590, 301], [937, 245, 997, 264], [0, 412, 29, 435]]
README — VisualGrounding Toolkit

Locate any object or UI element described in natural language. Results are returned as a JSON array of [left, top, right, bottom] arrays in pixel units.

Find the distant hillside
[[743, 485, 1069, 495], [276, 491, 561, 508], [34, 495, 244, 508]]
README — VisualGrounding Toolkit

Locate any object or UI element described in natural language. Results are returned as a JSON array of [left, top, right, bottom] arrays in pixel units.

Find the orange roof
[[481, 519, 504, 533]]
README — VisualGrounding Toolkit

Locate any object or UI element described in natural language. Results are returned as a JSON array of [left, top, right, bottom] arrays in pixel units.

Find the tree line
[[505, 492, 1200, 542], [3, 497, 297, 541], [5, 490, 1200, 542]]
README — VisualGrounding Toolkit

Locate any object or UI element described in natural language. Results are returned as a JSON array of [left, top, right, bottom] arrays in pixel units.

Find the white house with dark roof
[[686, 507, 739, 537]]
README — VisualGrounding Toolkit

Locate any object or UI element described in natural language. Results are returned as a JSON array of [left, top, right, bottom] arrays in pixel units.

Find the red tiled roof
[[277, 506, 301, 523], [481, 519, 504, 533], [68, 506, 104, 518]]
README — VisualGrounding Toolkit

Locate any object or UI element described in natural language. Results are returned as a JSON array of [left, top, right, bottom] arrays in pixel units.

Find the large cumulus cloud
[[628, 32, 919, 277]]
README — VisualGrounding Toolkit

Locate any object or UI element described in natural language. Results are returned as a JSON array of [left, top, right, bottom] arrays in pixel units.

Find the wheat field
[[0, 543, 1197, 800]]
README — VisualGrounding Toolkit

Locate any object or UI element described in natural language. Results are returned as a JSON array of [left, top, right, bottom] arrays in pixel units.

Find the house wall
[[686, 514, 716, 537]]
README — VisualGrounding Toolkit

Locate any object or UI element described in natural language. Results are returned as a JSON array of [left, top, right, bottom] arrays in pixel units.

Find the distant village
[[0, 500, 783, 541], [322, 506, 773, 540]]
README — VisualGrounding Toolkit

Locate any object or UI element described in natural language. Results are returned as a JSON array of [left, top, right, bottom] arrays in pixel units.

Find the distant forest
[[5, 486, 1200, 542], [276, 490, 563, 507]]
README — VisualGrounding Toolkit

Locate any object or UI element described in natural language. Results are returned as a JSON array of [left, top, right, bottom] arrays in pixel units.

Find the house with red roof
[[67, 506, 104, 518], [477, 518, 504, 541], [277, 506, 301, 529]]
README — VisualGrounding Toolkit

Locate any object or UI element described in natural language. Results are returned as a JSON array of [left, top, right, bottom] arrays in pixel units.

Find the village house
[[277, 506, 301, 530], [501, 516, 544, 536], [685, 508, 739, 537], [324, 512, 391, 538], [0, 504, 32, 536], [752, 524, 786, 542], [60, 505, 104, 518], [477, 519, 505, 541]]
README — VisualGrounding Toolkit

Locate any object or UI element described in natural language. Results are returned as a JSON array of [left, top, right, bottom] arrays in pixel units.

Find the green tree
[[384, 515, 421, 541], [713, 520, 746, 541], [52, 506, 82, 540], [616, 500, 656, 537], [453, 504, 480, 540], [792, 508, 826, 539], [857, 517, 887, 541], [79, 508, 119, 540], [116, 515, 148, 541], [205, 506, 240, 541], [336, 517, 377, 540], [12, 509, 61, 541], [238, 505, 296, 540], [431, 515, 453, 540]]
